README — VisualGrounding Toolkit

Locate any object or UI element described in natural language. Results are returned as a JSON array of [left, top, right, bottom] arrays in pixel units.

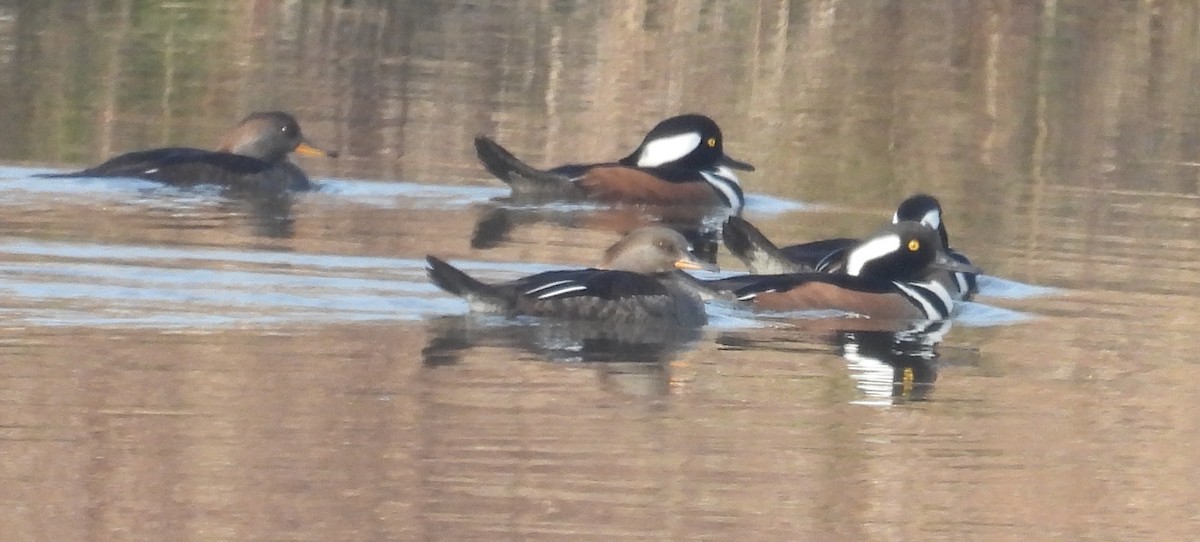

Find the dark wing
[[546, 163, 705, 184], [779, 238, 857, 270], [633, 166, 707, 184], [706, 272, 894, 300], [508, 269, 669, 301], [57, 147, 271, 180], [547, 163, 608, 181]]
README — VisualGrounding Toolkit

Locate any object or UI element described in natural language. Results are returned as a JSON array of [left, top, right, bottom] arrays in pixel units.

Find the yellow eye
[[706, 137, 717, 147], [907, 239, 920, 251]]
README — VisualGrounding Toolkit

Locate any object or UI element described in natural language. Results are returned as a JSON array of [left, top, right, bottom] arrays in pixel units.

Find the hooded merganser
[[701, 221, 980, 320], [426, 226, 715, 326], [723, 194, 979, 300], [44, 111, 337, 192], [474, 114, 754, 211]]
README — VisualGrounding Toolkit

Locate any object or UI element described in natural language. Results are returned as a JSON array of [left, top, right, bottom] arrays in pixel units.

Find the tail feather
[[426, 256, 511, 312], [722, 216, 807, 274], [473, 135, 581, 197]]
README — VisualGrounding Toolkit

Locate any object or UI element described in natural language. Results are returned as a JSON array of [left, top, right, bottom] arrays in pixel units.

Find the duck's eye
[[706, 137, 717, 147], [907, 239, 920, 251]]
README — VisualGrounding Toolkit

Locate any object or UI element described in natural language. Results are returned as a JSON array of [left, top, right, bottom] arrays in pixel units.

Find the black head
[[893, 194, 949, 248], [218, 111, 338, 163], [601, 226, 718, 274], [844, 221, 979, 281], [618, 114, 754, 172]]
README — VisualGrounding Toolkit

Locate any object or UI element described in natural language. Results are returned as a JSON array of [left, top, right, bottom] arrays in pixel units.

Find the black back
[[45, 147, 311, 191], [506, 269, 671, 301]]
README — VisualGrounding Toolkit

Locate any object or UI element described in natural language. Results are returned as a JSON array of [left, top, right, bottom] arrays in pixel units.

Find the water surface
[[2, 2, 1199, 541]]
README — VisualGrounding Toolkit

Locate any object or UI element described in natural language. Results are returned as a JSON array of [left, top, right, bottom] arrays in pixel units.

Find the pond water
[[1, 2, 1199, 541]]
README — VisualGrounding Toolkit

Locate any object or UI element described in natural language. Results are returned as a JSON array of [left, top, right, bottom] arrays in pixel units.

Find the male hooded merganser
[[723, 194, 979, 300], [44, 111, 337, 192], [701, 221, 979, 320], [426, 226, 715, 326], [474, 114, 754, 211]]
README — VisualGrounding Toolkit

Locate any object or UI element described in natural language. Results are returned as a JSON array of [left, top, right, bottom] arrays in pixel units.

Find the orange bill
[[674, 257, 718, 272], [295, 140, 338, 158]]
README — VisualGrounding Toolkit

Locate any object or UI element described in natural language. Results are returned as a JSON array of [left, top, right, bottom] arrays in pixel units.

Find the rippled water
[[2, 2, 1200, 541]]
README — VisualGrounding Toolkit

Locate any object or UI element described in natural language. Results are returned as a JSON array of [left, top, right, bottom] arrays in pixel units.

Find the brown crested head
[[217, 111, 338, 163], [599, 226, 717, 274]]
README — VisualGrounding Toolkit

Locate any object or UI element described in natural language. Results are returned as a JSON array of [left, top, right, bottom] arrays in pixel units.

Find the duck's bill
[[674, 256, 719, 272], [295, 140, 339, 158], [931, 253, 981, 274], [720, 154, 755, 172]]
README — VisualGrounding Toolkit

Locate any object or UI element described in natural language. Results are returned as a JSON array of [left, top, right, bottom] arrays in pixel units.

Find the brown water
[[1, 2, 1199, 541]]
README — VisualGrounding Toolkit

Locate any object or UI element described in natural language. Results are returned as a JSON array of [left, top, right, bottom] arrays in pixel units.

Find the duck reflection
[[218, 191, 298, 239], [838, 320, 951, 404], [716, 318, 957, 405], [469, 203, 726, 262], [421, 315, 704, 396]]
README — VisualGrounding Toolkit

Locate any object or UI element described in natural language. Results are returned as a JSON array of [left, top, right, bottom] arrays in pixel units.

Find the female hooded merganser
[[44, 111, 337, 192], [474, 114, 754, 212], [702, 221, 979, 320], [723, 194, 979, 300], [426, 226, 715, 326]]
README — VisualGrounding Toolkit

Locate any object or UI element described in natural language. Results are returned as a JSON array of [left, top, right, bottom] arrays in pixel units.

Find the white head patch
[[920, 209, 941, 229], [845, 233, 901, 276], [892, 209, 941, 229], [637, 132, 702, 167]]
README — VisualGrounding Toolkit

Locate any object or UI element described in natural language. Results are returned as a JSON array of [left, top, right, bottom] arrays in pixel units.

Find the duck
[[698, 221, 980, 320], [43, 111, 337, 192], [722, 194, 979, 300], [426, 226, 715, 326], [474, 114, 754, 212]]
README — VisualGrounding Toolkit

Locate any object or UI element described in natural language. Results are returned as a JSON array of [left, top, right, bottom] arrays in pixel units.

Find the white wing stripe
[[536, 285, 589, 299], [524, 279, 575, 295], [737, 287, 775, 301]]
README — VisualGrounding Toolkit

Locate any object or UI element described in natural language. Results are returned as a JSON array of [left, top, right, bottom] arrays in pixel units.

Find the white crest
[[636, 132, 702, 167], [920, 209, 941, 229], [845, 234, 901, 276], [892, 209, 941, 229]]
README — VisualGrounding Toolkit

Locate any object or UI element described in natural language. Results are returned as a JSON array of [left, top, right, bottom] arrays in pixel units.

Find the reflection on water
[[2, 1, 1200, 541], [716, 319, 965, 406], [838, 320, 952, 405], [422, 315, 705, 398], [423, 315, 704, 367]]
